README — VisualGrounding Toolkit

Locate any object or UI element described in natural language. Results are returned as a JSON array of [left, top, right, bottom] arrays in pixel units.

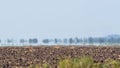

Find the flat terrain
[[0, 45, 120, 68]]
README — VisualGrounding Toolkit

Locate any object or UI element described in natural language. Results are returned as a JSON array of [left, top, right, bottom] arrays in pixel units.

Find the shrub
[[28, 56, 120, 68]]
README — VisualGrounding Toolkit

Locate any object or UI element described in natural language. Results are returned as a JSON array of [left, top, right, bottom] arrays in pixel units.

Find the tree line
[[42, 35, 120, 45], [0, 35, 120, 45]]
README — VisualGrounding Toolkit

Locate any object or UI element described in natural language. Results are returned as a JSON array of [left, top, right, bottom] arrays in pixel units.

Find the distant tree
[[75, 37, 83, 44], [0, 39, 1, 44], [97, 38, 105, 45], [54, 38, 58, 44], [83, 38, 88, 45], [20, 39, 26, 45], [92, 38, 98, 44], [63, 38, 68, 44], [42, 39, 50, 44], [88, 37, 94, 45], [107, 37, 120, 45], [29, 38, 38, 45], [33, 38, 38, 44], [7, 39, 13, 45], [117, 38, 120, 44], [107, 37, 113, 44], [69, 38, 75, 44], [54, 38, 62, 44]]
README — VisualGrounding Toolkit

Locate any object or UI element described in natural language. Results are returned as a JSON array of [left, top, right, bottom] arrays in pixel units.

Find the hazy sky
[[0, 0, 120, 39]]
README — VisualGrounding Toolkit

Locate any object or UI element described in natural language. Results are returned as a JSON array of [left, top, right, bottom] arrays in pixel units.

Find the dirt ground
[[0, 45, 120, 68]]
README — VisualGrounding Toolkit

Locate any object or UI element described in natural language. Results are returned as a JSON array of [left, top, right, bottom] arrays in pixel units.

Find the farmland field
[[0, 45, 120, 68]]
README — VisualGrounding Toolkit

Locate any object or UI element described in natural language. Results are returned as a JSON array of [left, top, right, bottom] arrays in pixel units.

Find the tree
[[54, 38, 62, 44], [63, 38, 68, 44], [42, 39, 50, 44], [69, 38, 75, 44], [97, 38, 105, 45], [0, 39, 1, 45], [20, 39, 26, 45], [29, 38, 38, 45], [7, 39, 13, 45], [83, 38, 88, 45], [88, 37, 94, 45], [54, 38, 57, 44], [75, 37, 83, 44]]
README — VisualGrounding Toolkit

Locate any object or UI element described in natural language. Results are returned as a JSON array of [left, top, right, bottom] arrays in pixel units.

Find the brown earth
[[0, 45, 120, 68]]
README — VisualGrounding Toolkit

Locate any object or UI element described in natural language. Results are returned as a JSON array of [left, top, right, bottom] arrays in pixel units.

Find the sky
[[0, 0, 120, 39]]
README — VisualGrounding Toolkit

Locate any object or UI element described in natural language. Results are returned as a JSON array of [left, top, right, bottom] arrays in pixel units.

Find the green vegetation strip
[[29, 56, 120, 68]]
